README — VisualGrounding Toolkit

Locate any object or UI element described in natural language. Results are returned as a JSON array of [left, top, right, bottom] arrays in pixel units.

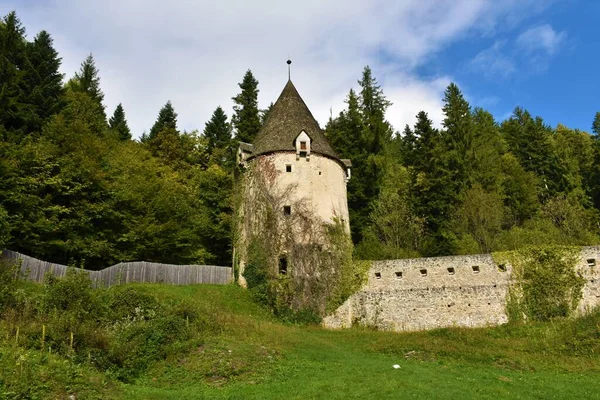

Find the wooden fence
[[0, 250, 233, 286]]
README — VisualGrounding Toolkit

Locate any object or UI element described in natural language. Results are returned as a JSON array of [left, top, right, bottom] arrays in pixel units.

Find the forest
[[1, 11, 599, 270]]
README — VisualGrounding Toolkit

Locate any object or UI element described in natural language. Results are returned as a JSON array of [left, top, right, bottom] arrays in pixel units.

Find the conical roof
[[250, 80, 340, 161]]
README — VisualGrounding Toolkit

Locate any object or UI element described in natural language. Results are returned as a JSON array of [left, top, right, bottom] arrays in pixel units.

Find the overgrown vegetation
[[1, 265, 599, 399], [237, 158, 365, 321], [494, 246, 586, 322]]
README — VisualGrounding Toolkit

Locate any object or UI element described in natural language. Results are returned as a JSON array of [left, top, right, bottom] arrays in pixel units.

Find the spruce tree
[[0, 11, 29, 137], [72, 54, 106, 119], [358, 66, 393, 154], [400, 124, 417, 166], [440, 82, 473, 192], [149, 101, 178, 140], [593, 112, 600, 136], [23, 30, 64, 131], [203, 106, 231, 152], [232, 70, 261, 143], [108, 103, 131, 140]]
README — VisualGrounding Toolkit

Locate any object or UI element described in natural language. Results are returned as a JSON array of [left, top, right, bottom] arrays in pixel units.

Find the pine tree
[[400, 124, 417, 166], [71, 54, 106, 119], [149, 101, 177, 140], [440, 83, 473, 192], [326, 89, 369, 242], [108, 103, 131, 140], [358, 66, 393, 154], [203, 106, 231, 152], [593, 112, 600, 136], [23, 30, 64, 132], [501, 107, 567, 197], [232, 70, 261, 143], [0, 11, 29, 137]]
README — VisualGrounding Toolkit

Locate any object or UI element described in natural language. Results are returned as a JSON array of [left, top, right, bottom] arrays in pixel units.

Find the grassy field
[[1, 282, 599, 399]]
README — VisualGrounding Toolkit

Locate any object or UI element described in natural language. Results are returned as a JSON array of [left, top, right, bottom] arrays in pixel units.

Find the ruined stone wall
[[324, 247, 600, 332]]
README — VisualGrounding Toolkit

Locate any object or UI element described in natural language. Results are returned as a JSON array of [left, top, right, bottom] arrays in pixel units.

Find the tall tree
[[203, 106, 231, 152], [108, 103, 131, 140], [0, 11, 29, 138], [593, 112, 600, 136], [71, 54, 105, 119], [232, 70, 261, 143], [23, 30, 65, 132], [501, 107, 567, 198], [358, 66, 393, 154], [470, 108, 504, 192], [326, 89, 369, 242], [149, 100, 177, 140], [440, 82, 473, 193]]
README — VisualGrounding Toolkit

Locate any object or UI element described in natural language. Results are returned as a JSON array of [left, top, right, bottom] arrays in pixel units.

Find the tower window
[[279, 256, 288, 275], [283, 205, 291, 215], [286, 164, 292, 172]]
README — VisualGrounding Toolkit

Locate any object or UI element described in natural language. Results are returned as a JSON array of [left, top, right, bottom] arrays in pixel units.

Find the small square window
[[498, 264, 507, 272], [283, 205, 291, 215], [395, 271, 402, 279], [472, 265, 480, 273], [375, 272, 382, 279], [587, 259, 596, 268], [286, 164, 292, 172], [300, 141, 307, 150], [420, 269, 427, 277], [447, 267, 455, 275]]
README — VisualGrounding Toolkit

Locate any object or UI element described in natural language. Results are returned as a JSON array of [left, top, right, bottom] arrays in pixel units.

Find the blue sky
[[427, 0, 599, 132], [1, 0, 598, 136]]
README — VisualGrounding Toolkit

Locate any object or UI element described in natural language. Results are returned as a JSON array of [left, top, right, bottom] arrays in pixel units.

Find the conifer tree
[[149, 100, 178, 140], [0, 11, 29, 137], [440, 83, 473, 192], [72, 54, 105, 118], [593, 112, 600, 136], [232, 70, 261, 143], [203, 106, 231, 152], [400, 124, 417, 166], [358, 66, 393, 154], [108, 103, 131, 140], [23, 30, 64, 131], [326, 89, 369, 242]]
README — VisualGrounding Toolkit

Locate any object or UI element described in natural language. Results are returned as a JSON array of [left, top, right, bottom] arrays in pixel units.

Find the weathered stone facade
[[324, 246, 600, 332]]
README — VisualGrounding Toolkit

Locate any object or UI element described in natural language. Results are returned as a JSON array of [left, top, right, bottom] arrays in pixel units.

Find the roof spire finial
[[287, 59, 292, 81]]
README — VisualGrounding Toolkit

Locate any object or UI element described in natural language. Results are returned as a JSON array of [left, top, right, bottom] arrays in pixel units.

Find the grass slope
[[2, 282, 600, 399]]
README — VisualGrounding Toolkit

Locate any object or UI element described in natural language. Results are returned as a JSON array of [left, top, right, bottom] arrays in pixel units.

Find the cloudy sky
[[3, 0, 599, 138]]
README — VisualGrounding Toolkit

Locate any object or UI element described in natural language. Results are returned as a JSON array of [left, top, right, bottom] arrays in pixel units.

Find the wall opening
[[447, 267, 455, 275], [300, 141, 307, 150], [375, 272, 382, 279], [279, 256, 288, 275], [395, 271, 402, 279], [587, 259, 596, 267], [420, 269, 427, 277], [283, 205, 291, 215], [472, 265, 480, 273], [498, 264, 507, 272], [286, 164, 292, 172]]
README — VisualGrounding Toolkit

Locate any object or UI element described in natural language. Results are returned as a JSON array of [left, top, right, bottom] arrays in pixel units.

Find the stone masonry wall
[[323, 246, 600, 332]]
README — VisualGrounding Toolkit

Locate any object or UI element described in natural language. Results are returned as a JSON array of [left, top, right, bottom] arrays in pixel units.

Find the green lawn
[[1, 283, 599, 399], [119, 285, 600, 400]]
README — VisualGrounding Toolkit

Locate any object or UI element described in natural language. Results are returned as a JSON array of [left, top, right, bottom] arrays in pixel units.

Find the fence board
[[0, 250, 232, 286]]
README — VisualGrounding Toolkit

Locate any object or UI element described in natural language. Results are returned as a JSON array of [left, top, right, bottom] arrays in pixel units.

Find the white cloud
[[517, 24, 567, 55], [2, 0, 558, 137], [470, 41, 516, 78]]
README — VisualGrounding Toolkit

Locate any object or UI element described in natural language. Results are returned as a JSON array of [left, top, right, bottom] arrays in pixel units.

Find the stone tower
[[235, 79, 351, 311]]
